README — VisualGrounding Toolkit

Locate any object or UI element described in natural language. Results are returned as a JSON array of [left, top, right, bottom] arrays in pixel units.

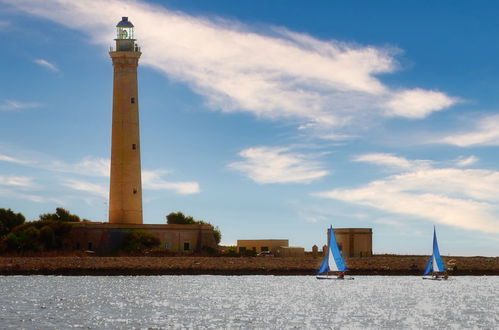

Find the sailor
[[337, 271, 345, 279]]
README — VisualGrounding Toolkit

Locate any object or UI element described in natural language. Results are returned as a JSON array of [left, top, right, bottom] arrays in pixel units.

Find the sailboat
[[316, 226, 353, 280], [422, 227, 448, 280]]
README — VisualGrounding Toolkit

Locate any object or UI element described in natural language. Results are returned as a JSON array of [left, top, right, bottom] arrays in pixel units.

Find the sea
[[0, 275, 497, 329]]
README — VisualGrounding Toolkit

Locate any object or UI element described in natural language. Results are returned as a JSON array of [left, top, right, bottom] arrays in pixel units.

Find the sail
[[317, 226, 347, 274], [423, 227, 446, 275]]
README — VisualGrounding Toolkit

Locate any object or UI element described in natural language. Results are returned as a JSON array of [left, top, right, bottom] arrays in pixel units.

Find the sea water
[[0, 276, 497, 329]]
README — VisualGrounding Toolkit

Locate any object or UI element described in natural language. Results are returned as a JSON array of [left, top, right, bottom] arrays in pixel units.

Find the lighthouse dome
[[117, 17, 134, 27]]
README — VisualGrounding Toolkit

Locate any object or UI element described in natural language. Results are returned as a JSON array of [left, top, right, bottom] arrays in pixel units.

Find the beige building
[[333, 228, 372, 257], [109, 17, 143, 224], [65, 222, 217, 253], [279, 246, 305, 257], [237, 239, 288, 254]]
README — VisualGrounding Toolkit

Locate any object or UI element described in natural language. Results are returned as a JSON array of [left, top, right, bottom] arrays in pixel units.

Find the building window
[[132, 144, 136, 150], [131, 97, 135, 104], [133, 188, 137, 194], [164, 242, 170, 249], [338, 243, 343, 251], [239, 247, 246, 253], [76, 242, 80, 250], [87, 242, 93, 251], [183, 242, 190, 251]]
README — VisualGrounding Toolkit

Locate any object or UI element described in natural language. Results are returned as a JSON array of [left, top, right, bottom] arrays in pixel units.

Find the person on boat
[[443, 273, 449, 280], [337, 271, 345, 279]]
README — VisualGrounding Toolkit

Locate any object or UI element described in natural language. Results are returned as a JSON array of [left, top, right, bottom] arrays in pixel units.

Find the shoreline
[[0, 255, 497, 276]]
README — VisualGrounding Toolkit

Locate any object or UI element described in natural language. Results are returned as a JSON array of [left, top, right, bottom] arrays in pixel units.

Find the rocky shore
[[0, 254, 497, 276]]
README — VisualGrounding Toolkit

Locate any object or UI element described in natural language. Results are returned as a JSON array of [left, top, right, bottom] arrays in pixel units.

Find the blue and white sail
[[423, 227, 446, 275], [318, 226, 347, 274]]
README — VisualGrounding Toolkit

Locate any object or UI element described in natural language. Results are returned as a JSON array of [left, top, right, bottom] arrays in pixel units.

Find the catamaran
[[422, 227, 448, 280], [316, 226, 353, 280]]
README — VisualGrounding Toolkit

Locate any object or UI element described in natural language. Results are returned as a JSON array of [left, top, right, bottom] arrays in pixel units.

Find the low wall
[[0, 255, 497, 276]]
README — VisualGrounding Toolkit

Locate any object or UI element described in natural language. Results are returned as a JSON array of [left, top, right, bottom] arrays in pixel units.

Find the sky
[[0, 0, 498, 256]]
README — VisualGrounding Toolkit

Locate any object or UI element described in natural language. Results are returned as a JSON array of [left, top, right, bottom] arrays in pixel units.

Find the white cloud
[[1, 0, 456, 134], [50, 156, 110, 177], [0, 149, 200, 195], [142, 169, 200, 194], [315, 155, 499, 233], [0, 186, 63, 203], [354, 153, 432, 171], [33, 58, 59, 72], [0, 175, 36, 188], [229, 146, 328, 184], [61, 179, 107, 197], [0, 99, 40, 111], [438, 114, 499, 147], [455, 155, 478, 167], [0, 152, 32, 165], [384, 88, 456, 119]]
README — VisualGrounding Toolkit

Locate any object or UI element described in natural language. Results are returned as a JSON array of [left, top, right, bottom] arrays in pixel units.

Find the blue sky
[[1, 0, 498, 256]]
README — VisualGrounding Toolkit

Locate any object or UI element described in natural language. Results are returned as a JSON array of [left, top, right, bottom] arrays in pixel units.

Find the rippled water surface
[[0, 276, 497, 329]]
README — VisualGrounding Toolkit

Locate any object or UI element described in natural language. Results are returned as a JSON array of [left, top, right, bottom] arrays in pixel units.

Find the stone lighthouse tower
[[108, 17, 143, 224]]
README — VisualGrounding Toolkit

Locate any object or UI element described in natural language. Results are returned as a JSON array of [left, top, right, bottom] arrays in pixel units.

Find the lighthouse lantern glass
[[117, 26, 134, 39]]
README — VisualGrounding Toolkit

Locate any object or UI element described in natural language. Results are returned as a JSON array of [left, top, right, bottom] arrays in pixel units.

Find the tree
[[39, 208, 81, 222], [122, 230, 160, 252], [166, 211, 221, 247], [0, 208, 26, 237], [213, 226, 222, 245], [39, 225, 56, 250], [3, 227, 40, 252], [166, 211, 197, 224]]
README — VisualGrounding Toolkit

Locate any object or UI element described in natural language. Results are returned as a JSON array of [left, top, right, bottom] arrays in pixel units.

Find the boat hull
[[316, 276, 354, 280]]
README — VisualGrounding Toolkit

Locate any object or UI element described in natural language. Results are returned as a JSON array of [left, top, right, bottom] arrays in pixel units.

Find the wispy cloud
[[354, 153, 432, 171], [0, 152, 32, 165], [0, 186, 63, 203], [61, 179, 107, 197], [0, 99, 40, 111], [142, 169, 200, 195], [0, 149, 200, 195], [315, 154, 499, 233], [384, 88, 456, 119], [1, 0, 457, 136], [438, 114, 499, 147], [229, 146, 328, 184], [455, 155, 478, 167], [33, 58, 59, 72], [0, 175, 36, 188]]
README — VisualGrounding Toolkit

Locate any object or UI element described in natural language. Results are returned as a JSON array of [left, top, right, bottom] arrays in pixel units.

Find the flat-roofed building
[[65, 222, 217, 253], [237, 239, 288, 254], [333, 228, 372, 257]]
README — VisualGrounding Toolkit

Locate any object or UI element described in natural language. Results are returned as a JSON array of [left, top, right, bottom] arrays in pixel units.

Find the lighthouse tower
[[108, 17, 143, 224]]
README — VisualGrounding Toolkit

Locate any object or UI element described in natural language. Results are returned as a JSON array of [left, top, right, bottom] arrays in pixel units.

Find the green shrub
[[122, 230, 160, 252], [39, 225, 56, 250]]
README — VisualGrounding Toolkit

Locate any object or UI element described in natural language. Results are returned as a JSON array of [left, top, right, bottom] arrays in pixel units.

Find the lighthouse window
[[131, 97, 135, 104], [133, 188, 137, 194], [132, 144, 136, 150]]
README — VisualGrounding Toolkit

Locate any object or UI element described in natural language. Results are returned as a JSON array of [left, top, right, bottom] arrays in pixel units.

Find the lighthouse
[[108, 17, 143, 224]]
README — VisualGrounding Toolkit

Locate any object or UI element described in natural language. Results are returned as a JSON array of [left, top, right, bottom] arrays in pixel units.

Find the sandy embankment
[[0, 255, 497, 275]]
